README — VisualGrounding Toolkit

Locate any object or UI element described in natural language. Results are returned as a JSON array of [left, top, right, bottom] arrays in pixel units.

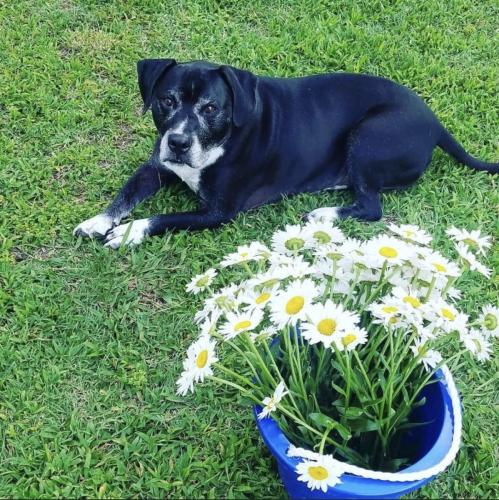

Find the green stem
[[214, 363, 262, 394], [423, 276, 437, 302], [278, 405, 359, 462], [242, 332, 278, 386], [208, 375, 261, 404], [319, 426, 333, 455], [242, 261, 253, 277], [211, 331, 260, 379], [261, 339, 308, 419]]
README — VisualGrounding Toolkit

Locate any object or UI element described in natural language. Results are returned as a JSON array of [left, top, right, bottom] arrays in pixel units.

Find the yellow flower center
[[382, 306, 398, 314], [342, 333, 357, 346], [195, 276, 209, 288], [327, 251, 343, 260], [403, 296, 421, 308], [285, 296, 305, 315], [472, 339, 482, 353], [265, 397, 276, 411], [196, 350, 208, 368], [379, 246, 398, 258], [317, 318, 337, 336], [389, 316, 399, 324], [433, 262, 447, 273], [441, 308, 455, 321], [285, 237, 305, 251], [404, 230, 415, 238], [313, 230, 332, 244], [255, 293, 270, 305], [463, 238, 478, 248], [484, 313, 497, 331], [235, 320, 252, 331], [308, 465, 329, 481]]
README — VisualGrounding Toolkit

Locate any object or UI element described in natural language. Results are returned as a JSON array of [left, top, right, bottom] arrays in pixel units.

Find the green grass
[[0, 0, 498, 497]]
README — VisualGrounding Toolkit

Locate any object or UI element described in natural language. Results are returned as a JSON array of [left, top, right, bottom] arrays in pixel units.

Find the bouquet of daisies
[[177, 220, 496, 480]]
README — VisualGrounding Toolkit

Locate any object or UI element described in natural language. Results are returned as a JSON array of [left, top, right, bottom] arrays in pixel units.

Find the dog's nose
[[168, 133, 192, 154]]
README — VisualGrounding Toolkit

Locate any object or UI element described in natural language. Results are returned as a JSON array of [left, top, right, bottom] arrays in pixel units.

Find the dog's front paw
[[74, 214, 115, 238], [305, 207, 340, 223], [104, 219, 150, 249]]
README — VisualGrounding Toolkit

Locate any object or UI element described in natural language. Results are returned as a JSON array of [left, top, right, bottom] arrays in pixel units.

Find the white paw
[[306, 207, 340, 223], [104, 219, 150, 249], [74, 213, 115, 238]]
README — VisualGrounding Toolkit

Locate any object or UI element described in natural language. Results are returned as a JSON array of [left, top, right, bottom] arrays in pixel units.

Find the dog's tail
[[438, 127, 498, 174]]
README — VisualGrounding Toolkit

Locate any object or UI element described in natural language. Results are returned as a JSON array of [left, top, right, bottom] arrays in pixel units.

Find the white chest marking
[[163, 162, 204, 192]]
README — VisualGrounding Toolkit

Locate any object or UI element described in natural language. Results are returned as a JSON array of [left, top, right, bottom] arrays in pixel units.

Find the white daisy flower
[[312, 264, 353, 294], [455, 242, 491, 278], [427, 300, 468, 335], [220, 242, 264, 267], [429, 284, 462, 303], [410, 340, 442, 371], [239, 285, 278, 312], [211, 284, 240, 311], [340, 238, 366, 260], [446, 226, 492, 255], [339, 326, 369, 351], [391, 286, 424, 314], [247, 270, 284, 291], [303, 221, 345, 248], [198, 314, 219, 336], [364, 235, 414, 268], [270, 279, 319, 328], [369, 301, 404, 327], [176, 336, 218, 395], [296, 454, 344, 492], [258, 381, 289, 420], [477, 305, 499, 338], [186, 268, 217, 294], [301, 300, 359, 348], [220, 309, 264, 340], [388, 223, 432, 246], [247, 240, 272, 260], [194, 301, 223, 325], [272, 224, 309, 255], [277, 255, 315, 279], [176, 372, 195, 396], [313, 242, 347, 262], [461, 330, 492, 362], [418, 249, 461, 278]]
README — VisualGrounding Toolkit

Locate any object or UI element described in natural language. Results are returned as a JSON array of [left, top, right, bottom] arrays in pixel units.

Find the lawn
[[0, 0, 498, 497]]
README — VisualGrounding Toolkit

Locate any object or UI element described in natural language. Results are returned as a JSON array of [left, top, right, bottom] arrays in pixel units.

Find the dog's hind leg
[[307, 109, 437, 223]]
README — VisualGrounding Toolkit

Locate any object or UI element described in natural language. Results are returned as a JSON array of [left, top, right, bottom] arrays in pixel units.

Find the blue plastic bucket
[[254, 369, 456, 499]]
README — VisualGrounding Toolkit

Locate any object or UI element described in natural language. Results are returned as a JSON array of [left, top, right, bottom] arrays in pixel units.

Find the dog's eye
[[162, 97, 175, 108], [203, 104, 217, 114]]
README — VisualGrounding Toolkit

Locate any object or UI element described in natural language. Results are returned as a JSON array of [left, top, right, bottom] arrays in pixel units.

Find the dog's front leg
[[104, 208, 233, 249], [73, 162, 176, 239]]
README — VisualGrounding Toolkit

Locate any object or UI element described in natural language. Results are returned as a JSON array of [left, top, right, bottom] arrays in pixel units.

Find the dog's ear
[[137, 58, 176, 113], [219, 65, 258, 128]]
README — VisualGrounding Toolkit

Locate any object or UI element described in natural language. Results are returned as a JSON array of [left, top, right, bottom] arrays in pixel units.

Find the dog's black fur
[[74, 59, 498, 247]]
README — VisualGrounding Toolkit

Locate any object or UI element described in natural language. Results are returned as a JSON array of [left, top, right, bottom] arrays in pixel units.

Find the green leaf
[[309, 412, 337, 429], [344, 407, 364, 418], [347, 418, 381, 433], [331, 383, 347, 397]]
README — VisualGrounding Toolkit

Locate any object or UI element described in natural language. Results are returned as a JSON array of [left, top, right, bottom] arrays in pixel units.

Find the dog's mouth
[[161, 156, 192, 168]]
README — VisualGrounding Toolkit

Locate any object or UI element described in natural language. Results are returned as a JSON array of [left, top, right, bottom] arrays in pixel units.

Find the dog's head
[[137, 59, 257, 170]]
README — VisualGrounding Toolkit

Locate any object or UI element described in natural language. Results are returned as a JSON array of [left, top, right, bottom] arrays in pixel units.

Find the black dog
[[74, 59, 498, 248]]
